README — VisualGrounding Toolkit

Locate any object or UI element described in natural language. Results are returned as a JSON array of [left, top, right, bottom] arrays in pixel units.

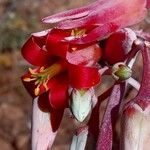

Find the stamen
[[71, 28, 86, 38], [35, 80, 40, 85], [23, 77, 32, 82], [29, 68, 36, 75], [23, 77, 36, 82], [34, 86, 40, 96], [43, 82, 48, 91], [40, 66, 45, 72], [24, 61, 66, 96]]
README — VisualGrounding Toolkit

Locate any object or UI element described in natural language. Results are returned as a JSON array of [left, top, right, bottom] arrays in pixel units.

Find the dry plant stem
[[127, 77, 140, 91], [32, 98, 56, 150]]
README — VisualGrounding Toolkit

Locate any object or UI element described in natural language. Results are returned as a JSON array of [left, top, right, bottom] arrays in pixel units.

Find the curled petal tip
[[32, 29, 50, 37], [41, 2, 96, 24], [42, 11, 90, 24]]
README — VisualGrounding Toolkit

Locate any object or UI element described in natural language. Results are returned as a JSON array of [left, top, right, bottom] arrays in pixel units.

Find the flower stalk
[[121, 40, 150, 150]]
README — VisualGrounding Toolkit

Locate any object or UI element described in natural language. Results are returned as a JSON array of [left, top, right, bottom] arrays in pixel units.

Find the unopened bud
[[70, 89, 93, 122], [112, 62, 132, 81]]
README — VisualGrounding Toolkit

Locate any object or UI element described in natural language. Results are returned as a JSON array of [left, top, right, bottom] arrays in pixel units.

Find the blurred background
[[0, 0, 149, 150]]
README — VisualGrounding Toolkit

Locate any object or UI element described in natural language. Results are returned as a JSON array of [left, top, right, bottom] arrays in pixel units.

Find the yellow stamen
[[26, 62, 65, 96], [71, 28, 86, 38], [40, 66, 45, 72], [23, 77, 37, 82], [23, 77, 32, 82], [43, 82, 48, 91], [29, 68, 36, 74], [34, 86, 40, 96], [35, 80, 40, 85], [72, 47, 77, 51]]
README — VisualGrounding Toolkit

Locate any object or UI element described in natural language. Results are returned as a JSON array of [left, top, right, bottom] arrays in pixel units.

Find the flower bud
[[121, 102, 150, 150], [70, 89, 94, 122], [112, 62, 132, 81], [103, 28, 137, 65]]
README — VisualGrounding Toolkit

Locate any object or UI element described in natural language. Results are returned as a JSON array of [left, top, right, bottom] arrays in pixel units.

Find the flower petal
[[49, 81, 69, 109], [58, 0, 127, 29], [38, 93, 51, 112], [66, 44, 102, 65], [21, 72, 37, 98], [50, 109, 64, 132], [68, 7, 146, 44], [42, 0, 127, 24], [21, 36, 50, 66], [46, 29, 70, 58], [58, 0, 146, 30], [68, 63, 100, 89], [42, 1, 99, 23], [33, 72, 68, 110], [68, 22, 119, 44]]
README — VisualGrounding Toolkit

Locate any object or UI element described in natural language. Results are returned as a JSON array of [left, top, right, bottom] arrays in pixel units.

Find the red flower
[[42, 0, 147, 44], [21, 0, 150, 149], [21, 28, 102, 131]]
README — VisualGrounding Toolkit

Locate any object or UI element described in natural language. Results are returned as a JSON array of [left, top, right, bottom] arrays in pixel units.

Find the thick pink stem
[[32, 98, 57, 150], [96, 83, 125, 150]]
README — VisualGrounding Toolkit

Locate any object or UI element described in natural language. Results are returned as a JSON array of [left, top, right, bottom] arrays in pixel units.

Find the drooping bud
[[70, 88, 94, 122], [103, 28, 137, 65], [112, 62, 132, 81]]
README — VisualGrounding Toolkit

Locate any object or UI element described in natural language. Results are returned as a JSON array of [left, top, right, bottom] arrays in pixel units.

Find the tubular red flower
[[21, 28, 102, 133], [42, 0, 147, 44]]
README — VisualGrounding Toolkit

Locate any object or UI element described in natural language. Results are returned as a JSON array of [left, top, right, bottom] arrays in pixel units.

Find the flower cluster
[[21, 0, 150, 149]]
